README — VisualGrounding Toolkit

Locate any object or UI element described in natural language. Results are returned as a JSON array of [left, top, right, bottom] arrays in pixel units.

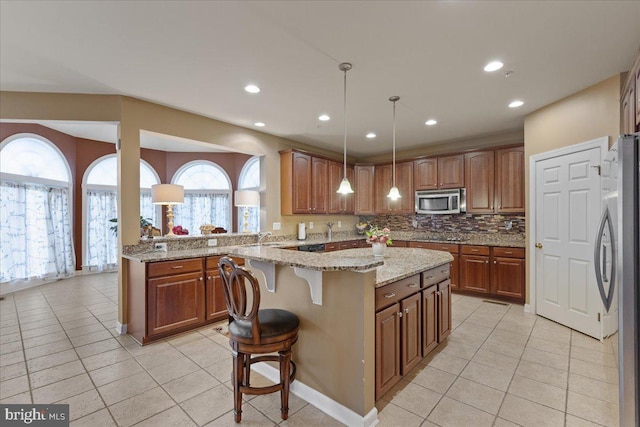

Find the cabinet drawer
[[492, 247, 524, 258], [416, 242, 459, 253], [461, 245, 490, 256], [338, 240, 361, 250], [375, 274, 421, 311], [205, 255, 244, 270], [422, 264, 450, 288], [148, 259, 202, 278], [324, 243, 339, 252]]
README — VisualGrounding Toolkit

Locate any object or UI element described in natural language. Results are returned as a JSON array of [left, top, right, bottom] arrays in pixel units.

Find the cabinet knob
[[199, 277, 203, 281], [207, 276, 212, 280], [494, 261, 497, 264], [485, 260, 489, 264], [397, 312, 403, 318], [405, 308, 410, 313], [408, 283, 419, 288]]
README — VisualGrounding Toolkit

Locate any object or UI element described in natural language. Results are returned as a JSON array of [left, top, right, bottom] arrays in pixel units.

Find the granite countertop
[[408, 234, 525, 248], [325, 247, 453, 287]]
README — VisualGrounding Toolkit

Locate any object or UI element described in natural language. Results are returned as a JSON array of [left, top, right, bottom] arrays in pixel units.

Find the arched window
[[83, 155, 160, 271], [0, 134, 74, 283], [237, 156, 261, 232], [172, 161, 231, 234]]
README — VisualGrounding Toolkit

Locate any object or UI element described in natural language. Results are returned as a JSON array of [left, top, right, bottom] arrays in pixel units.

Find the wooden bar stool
[[218, 256, 299, 423]]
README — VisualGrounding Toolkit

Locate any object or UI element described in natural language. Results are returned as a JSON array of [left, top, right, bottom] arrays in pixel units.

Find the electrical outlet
[[338, 221, 342, 228], [273, 222, 281, 231], [154, 242, 167, 252], [412, 220, 418, 228], [208, 239, 218, 247], [309, 222, 314, 230]]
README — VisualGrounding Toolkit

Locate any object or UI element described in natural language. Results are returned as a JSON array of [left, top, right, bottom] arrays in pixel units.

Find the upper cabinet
[[414, 158, 438, 190], [465, 151, 495, 214], [355, 165, 375, 215], [281, 150, 332, 215], [495, 146, 525, 213], [374, 162, 414, 214], [621, 51, 639, 134], [437, 155, 465, 189], [465, 146, 524, 214]]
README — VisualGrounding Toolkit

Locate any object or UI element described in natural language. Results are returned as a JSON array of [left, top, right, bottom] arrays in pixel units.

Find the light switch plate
[[154, 242, 167, 252], [273, 222, 281, 230], [338, 221, 342, 228], [208, 239, 218, 247], [309, 222, 314, 229]]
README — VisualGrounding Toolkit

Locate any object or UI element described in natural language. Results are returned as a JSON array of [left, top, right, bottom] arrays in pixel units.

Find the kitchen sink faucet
[[326, 222, 334, 241], [258, 231, 272, 244]]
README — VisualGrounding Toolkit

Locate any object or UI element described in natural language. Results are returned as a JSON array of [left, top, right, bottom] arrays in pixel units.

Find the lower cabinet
[[491, 247, 525, 301], [128, 255, 244, 344], [460, 248, 491, 294], [374, 267, 451, 399]]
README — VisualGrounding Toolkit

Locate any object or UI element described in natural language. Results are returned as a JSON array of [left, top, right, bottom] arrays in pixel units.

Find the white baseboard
[[524, 304, 534, 314], [115, 322, 127, 335], [252, 362, 378, 427]]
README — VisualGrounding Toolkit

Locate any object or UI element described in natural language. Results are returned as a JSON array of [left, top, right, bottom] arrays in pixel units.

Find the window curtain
[[238, 206, 259, 232], [1, 181, 75, 282], [140, 192, 159, 228], [86, 190, 118, 271], [173, 192, 230, 234]]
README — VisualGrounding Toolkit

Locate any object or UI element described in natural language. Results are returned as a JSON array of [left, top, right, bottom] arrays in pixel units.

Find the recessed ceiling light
[[484, 61, 504, 72], [244, 84, 260, 94], [366, 133, 376, 138], [254, 122, 265, 127], [425, 119, 438, 126], [318, 114, 330, 121], [508, 100, 524, 108]]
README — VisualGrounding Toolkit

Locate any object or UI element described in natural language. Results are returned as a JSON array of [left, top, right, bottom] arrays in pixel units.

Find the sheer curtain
[[86, 190, 118, 271], [1, 181, 75, 282], [173, 192, 230, 234]]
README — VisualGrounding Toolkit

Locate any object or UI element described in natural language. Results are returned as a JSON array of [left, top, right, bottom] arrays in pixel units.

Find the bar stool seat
[[218, 256, 299, 423]]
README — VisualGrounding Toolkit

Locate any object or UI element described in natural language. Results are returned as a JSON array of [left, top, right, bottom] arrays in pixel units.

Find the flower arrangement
[[365, 225, 393, 246]]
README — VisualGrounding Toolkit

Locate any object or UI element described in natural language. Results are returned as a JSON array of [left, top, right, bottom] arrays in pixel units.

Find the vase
[[371, 242, 386, 258]]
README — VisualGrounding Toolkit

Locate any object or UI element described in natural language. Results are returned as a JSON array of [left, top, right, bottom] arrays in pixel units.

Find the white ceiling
[[1, 1, 639, 157]]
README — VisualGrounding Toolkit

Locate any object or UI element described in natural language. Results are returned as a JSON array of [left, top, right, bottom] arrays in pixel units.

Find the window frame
[[237, 156, 261, 233]]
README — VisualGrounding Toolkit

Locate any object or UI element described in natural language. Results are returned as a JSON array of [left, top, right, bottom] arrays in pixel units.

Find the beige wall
[[523, 74, 623, 303]]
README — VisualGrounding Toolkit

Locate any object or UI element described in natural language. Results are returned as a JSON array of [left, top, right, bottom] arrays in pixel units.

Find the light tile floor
[[0, 273, 619, 426]]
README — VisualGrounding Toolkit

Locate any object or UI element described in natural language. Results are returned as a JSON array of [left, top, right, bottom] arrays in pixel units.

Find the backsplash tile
[[359, 214, 525, 235]]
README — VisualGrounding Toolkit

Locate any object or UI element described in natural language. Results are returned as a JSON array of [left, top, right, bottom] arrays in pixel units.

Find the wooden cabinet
[[311, 157, 328, 213], [146, 259, 205, 338], [460, 245, 491, 294], [375, 303, 401, 398], [374, 162, 413, 214], [355, 165, 375, 215], [491, 247, 525, 301], [437, 155, 465, 189], [205, 256, 245, 321], [636, 68, 640, 127], [374, 269, 450, 399], [622, 54, 639, 133], [414, 158, 438, 190], [495, 147, 525, 213], [465, 151, 495, 214], [408, 242, 459, 290]]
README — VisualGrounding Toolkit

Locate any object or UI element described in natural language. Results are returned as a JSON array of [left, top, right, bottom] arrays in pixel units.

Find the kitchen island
[[227, 246, 452, 426]]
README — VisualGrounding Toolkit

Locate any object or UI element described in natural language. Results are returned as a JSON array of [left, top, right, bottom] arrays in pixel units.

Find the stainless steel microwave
[[415, 189, 466, 214]]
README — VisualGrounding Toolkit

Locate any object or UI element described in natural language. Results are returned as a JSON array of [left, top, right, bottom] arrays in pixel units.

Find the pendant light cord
[[392, 99, 396, 187], [343, 67, 348, 179]]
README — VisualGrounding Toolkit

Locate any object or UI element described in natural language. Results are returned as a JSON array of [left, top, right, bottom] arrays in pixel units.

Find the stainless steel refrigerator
[[595, 133, 639, 427]]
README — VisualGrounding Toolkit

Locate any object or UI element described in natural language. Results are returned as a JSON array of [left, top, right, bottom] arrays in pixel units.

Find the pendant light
[[387, 96, 401, 200], [336, 62, 354, 194]]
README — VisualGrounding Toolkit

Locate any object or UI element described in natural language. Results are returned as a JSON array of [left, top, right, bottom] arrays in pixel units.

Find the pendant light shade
[[336, 62, 354, 195], [387, 96, 401, 200]]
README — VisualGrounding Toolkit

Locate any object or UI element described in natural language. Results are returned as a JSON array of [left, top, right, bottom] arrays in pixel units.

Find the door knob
[[535, 243, 543, 249]]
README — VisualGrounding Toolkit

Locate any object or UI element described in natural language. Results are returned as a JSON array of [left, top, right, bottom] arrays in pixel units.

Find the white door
[[535, 146, 602, 338]]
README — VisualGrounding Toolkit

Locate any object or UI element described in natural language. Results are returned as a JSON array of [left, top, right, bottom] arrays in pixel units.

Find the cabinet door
[[395, 162, 414, 213], [636, 68, 640, 126], [414, 158, 438, 190], [491, 256, 525, 301], [495, 147, 525, 213], [374, 164, 392, 213], [206, 270, 228, 321], [345, 166, 355, 214], [437, 155, 464, 189], [327, 160, 343, 214], [292, 152, 312, 214], [147, 272, 204, 336], [460, 254, 491, 293], [465, 151, 495, 213], [438, 280, 452, 341], [450, 253, 459, 291], [401, 293, 421, 374], [355, 165, 375, 215], [311, 157, 328, 213], [422, 285, 438, 356], [375, 303, 401, 399]]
